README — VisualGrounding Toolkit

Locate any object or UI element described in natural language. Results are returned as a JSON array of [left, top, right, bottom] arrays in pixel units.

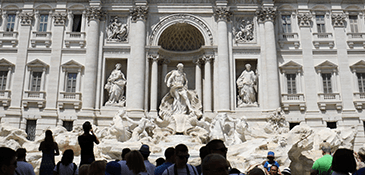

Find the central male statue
[[159, 63, 202, 134]]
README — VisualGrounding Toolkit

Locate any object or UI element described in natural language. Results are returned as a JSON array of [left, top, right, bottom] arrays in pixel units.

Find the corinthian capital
[[256, 7, 276, 22], [52, 12, 67, 26], [332, 12, 346, 27], [130, 6, 148, 22], [215, 7, 231, 22], [19, 12, 34, 26], [297, 12, 312, 27], [86, 7, 103, 22]]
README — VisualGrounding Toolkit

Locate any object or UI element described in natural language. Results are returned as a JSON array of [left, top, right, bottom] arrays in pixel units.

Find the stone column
[[6, 67, 11, 90], [257, 6, 280, 110], [76, 69, 81, 92], [33, 11, 39, 32], [149, 54, 159, 113], [194, 58, 202, 101], [127, 5, 148, 115], [47, 11, 52, 32], [82, 7, 102, 111], [13, 12, 20, 32], [81, 11, 86, 32], [215, 6, 231, 112], [203, 55, 213, 112], [1, 11, 7, 31], [67, 11, 73, 32], [40, 68, 46, 91], [161, 58, 170, 98]]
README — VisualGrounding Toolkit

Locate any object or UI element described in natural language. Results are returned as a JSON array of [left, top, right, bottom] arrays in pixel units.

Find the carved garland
[[19, 12, 34, 25], [149, 14, 213, 46], [256, 7, 276, 22]]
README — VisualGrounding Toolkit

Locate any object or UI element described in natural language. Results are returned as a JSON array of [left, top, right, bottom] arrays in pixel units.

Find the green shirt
[[312, 154, 333, 174]]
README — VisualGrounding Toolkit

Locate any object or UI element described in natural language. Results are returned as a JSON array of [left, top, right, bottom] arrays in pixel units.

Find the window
[[6, 14, 16, 32], [26, 120, 37, 141], [63, 121, 73, 131], [72, 14, 82, 32], [349, 15, 358, 33], [322, 73, 332, 94], [286, 74, 296, 94], [316, 15, 326, 33], [327, 122, 337, 129], [66, 73, 77, 92], [281, 15, 291, 33], [0, 71, 7, 90], [38, 14, 48, 32], [31, 72, 42, 91], [358, 73, 365, 93]]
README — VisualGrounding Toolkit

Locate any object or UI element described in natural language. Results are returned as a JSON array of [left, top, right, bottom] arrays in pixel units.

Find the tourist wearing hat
[[139, 144, 156, 175], [264, 151, 280, 174], [105, 161, 122, 175]]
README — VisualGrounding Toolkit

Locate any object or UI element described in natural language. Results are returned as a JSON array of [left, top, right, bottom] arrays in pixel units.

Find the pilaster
[[126, 5, 148, 116], [149, 54, 159, 113], [214, 5, 231, 112], [194, 58, 202, 102], [203, 55, 214, 113], [82, 6, 103, 112]]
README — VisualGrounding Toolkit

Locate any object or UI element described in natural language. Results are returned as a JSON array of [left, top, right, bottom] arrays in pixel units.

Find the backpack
[[56, 161, 77, 175]]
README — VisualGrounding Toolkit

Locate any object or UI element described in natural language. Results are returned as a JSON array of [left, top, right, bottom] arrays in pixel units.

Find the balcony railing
[[347, 33, 365, 39], [281, 93, 306, 111], [65, 32, 86, 48], [0, 90, 11, 106], [23, 91, 46, 108], [24, 91, 46, 99], [282, 94, 305, 101], [58, 92, 82, 109], [313, 33, 333, 39], [0, 31, 18, 38], [279, 33, 298, 40], [32, 31, 51, 38], [0, 32, 18, 47]]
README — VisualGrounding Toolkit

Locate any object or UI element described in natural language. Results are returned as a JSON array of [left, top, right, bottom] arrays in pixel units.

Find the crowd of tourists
[[1, 122, 365, 175]]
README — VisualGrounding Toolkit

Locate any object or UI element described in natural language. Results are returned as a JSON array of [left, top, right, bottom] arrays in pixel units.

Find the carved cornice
[[332, 12, 346, 27], [297, 12, 312, 27], [214, 7, 231, 22], [19, 12, 34, 26], [86, 7, 103, 22], [52, 12, 67, 26], [256, 7, 276, 23], [130, 6, 148, 22]]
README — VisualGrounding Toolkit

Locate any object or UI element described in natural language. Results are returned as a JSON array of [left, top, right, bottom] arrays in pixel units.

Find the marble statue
[[237, 64, 258, 107], [105, 63, 127, 106], [159, 63, 202, 134], [234, 20, 254, 43], [107, 17, 128, 41]]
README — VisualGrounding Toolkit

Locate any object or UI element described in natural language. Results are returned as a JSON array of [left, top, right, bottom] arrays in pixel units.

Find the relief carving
[[233, 19, 254, 43], [107, 17, 128, 42]]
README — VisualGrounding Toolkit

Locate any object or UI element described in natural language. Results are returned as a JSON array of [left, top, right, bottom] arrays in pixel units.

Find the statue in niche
[[159, 63, 202, 134], [237, 63, 258, 107], [105, 63, 127, 106], [234, 19, 254, 43], [107, 17, 128, 41]]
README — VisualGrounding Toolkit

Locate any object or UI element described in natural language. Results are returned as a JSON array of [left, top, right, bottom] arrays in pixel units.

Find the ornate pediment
[[350, 60, 365, 72], [279, 60, 302, 73], [0, 58, 15, 67], [27, 59, 48, 68], [315, 60, 337, 72], [61, 60, 84, 68]]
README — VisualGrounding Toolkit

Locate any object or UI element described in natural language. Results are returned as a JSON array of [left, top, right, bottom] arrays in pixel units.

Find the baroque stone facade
[[1, 0, 365, 150]]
